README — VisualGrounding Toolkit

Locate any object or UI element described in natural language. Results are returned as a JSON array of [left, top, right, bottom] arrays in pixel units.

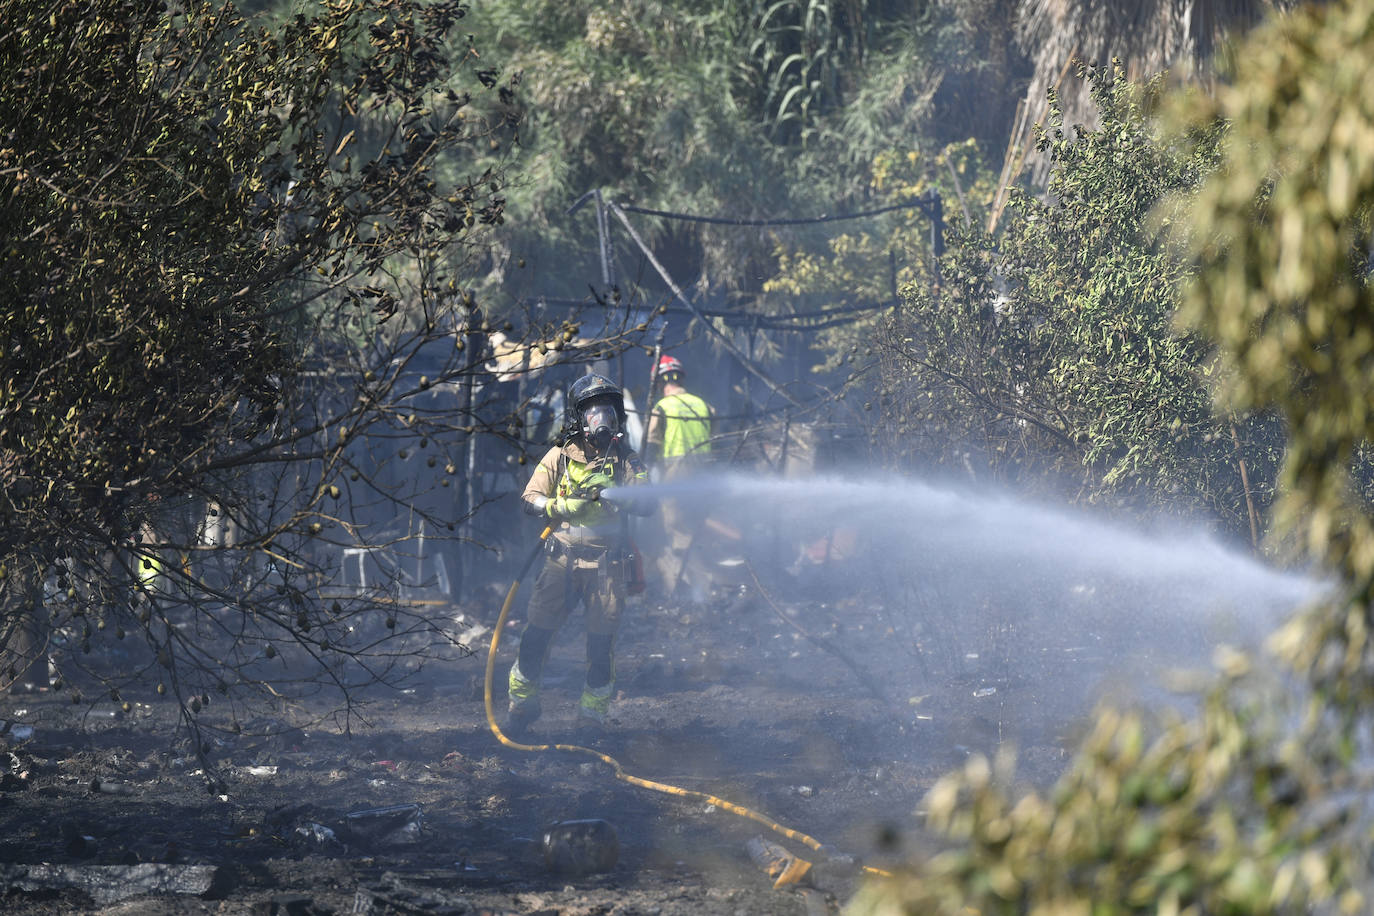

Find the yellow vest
[[556, 452, 637, 528], [655, 391, 711, 458]]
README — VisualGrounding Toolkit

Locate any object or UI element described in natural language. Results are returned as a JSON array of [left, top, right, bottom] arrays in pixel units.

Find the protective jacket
[[521, 437, 649, 569], [651, 391, 712, 459]]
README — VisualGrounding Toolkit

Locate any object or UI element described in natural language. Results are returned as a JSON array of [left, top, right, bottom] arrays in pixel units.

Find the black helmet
[[566, 373, 626, 449]]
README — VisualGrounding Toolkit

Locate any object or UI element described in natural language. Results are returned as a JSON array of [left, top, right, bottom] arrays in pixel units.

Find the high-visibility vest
[[655, 391, 711, 458], [555, 451, 642, 528]]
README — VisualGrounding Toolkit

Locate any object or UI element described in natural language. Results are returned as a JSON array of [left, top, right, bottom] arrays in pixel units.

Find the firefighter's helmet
[[657, 354, 684, 381], [566, 373, 626, 449]]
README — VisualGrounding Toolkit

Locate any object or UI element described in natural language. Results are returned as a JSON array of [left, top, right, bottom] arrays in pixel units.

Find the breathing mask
[[580, 399, 620, 450]]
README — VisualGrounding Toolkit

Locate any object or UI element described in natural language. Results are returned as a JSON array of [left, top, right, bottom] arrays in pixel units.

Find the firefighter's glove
[[579, 470, 615, 499], [547, 493, 592, 522]]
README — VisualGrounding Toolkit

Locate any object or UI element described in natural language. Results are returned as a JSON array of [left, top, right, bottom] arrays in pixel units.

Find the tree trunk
[[0, 560, 49, 693]]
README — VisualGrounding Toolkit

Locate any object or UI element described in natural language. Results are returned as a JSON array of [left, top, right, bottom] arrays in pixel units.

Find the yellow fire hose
[[483, 526, 893, 889]]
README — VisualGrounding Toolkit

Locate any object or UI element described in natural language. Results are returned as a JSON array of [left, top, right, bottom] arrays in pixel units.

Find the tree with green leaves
[[763, 137, 993, 379], [850, 2, 1374, 912], [0, 0, 527, 738], [876, 65, 1282, 543], [1174, 0, 1374, 710], [463, 0, 1026, 307]]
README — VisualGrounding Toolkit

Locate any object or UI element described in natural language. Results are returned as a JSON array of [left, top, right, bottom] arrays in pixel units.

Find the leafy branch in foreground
[[0, 0, 531, 746], [851, 4, 1374, 913]]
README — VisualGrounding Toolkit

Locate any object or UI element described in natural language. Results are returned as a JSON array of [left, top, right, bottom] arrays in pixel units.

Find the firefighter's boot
[[577, 682, 613, 728], [506, 660, 542, 734]]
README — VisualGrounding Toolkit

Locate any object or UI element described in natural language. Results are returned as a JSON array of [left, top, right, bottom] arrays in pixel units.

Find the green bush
[[852, 3, 1374, 912], [879, 65, 1281, 544]]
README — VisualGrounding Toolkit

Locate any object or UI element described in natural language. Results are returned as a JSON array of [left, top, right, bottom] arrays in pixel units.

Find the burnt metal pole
[[594, 190, 616, 292], [890, 246, 899, 317], [928, 190, 944, 309], [606, 200, 801, 407], [455, 306, 483, 600], [568, 189, 617, 296], [928, 189, 945, 258]]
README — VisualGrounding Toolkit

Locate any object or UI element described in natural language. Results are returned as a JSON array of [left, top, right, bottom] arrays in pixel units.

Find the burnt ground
[[0, 556, 1159, 916]]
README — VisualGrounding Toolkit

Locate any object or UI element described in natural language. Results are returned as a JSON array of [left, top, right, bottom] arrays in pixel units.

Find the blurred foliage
[[850, 2, 1374, 913], [1171, 0, 1374, 711], [875, 65, 1282, 536]]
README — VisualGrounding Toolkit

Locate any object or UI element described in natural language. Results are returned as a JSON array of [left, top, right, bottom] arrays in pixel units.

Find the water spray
[[485, 471, 1328, 891]]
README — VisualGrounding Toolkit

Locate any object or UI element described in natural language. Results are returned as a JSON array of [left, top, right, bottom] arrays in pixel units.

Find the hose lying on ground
[[482, 526, 893, 889]]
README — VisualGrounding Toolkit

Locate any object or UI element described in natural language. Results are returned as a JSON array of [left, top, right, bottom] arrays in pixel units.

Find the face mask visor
[[580, 401, 619, 449]]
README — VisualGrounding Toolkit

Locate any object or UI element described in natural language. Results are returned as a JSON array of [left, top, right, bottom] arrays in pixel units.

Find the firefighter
[[508, 373, 652, 731], [644, 355, 715, 596]]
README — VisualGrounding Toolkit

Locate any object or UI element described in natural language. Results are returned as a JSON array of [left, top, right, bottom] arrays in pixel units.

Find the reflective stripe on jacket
[[522, 438, 648, 564]]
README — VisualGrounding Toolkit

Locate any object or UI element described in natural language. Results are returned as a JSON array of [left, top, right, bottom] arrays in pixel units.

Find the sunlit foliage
[[850, 2, 1374, 912], [765, 139, 996, 373], [1174, 0, 1374, 708], [463, 0, 1025, 304], [876, 66, 1281, 538]]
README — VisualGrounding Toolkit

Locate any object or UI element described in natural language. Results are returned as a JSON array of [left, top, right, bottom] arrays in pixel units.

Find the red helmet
[[657, 355, 684, 378]]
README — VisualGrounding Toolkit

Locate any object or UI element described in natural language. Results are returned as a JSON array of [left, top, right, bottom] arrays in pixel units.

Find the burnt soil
[[0, 568, 1119, 916]]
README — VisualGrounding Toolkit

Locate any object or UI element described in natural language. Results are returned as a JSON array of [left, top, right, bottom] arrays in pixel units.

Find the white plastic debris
[[457, 621, 490, 645], [296, 822, 337, 845]]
